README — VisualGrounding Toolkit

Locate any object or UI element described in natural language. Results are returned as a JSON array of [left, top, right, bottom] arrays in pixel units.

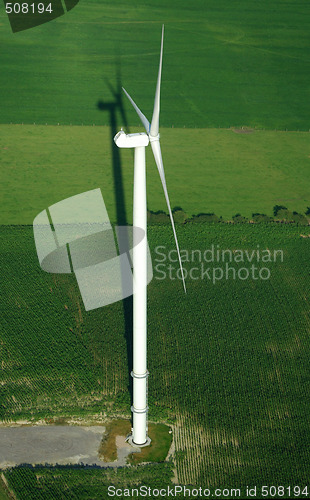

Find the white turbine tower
[[114, 25, 186, 446]]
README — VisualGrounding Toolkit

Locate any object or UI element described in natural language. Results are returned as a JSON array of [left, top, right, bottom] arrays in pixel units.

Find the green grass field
[[1, 124, 310, 224], [1, 0, 310, 222], [1, 1, 310, 130]]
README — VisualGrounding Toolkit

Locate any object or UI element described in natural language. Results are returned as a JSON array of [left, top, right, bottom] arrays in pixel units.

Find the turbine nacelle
[[114, 130, 149, 149]]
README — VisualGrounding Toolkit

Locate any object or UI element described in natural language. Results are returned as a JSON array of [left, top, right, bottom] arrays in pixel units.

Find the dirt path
[[0, 426, 133, 469]]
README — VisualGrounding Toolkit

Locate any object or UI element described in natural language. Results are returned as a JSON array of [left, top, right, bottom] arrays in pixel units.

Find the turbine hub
[[149, 134, 160, 143]]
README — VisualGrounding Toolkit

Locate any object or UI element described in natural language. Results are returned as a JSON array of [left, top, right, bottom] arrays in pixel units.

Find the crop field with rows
[[1, 223, 309, 496]]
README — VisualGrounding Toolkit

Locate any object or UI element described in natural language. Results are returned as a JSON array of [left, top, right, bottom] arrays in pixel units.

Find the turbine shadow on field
[[97, 61, 134, 403]]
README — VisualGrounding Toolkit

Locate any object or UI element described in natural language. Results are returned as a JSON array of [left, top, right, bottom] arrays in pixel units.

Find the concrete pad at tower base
[[126, 435, 151, 448]]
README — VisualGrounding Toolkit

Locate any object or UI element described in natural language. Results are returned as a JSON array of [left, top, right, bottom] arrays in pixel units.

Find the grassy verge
[[98, 419, 131, 462], [128, 423, 172, 464], [98, 419, 172, 464]]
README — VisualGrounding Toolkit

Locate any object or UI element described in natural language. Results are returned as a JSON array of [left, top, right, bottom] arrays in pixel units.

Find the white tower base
[[126, 434, 151, 448]]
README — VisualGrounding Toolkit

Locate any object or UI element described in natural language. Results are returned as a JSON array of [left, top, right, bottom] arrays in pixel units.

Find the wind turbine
[[114, 25, 186, 447]]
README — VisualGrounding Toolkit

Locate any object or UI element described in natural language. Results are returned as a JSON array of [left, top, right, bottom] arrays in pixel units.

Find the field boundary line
[[1, 473, 16, 500]]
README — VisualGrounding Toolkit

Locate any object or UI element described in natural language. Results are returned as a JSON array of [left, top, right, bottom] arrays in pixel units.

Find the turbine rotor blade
[[151, 139, 186, 293], [150, 25, 164, 137], [122, 87, 150, 133]]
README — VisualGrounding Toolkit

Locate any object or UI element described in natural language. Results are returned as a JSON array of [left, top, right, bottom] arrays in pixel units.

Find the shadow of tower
[[97, 63, 134, 402]]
